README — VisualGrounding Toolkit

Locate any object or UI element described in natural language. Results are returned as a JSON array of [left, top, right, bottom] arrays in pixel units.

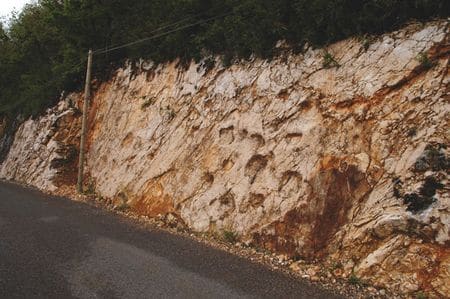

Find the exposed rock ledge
[[1, 21, 449, 296]]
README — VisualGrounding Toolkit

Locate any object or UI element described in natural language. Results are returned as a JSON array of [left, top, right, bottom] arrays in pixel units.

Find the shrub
[[322, 52, 340, 68], [402, 176, 443, 214], [407, 127, 417, 137], [348, 272, 362, 286], [420, 176, 444, 197], [415, 291, 427, 299], [160, 106, 176, 121], [83, 178, 96, 196], [115, 202, 130, 212], [403, 193, 434, 213], [1, 0, 448, 118], [358, 35, 375, 51], [414, 144, 448, 172], [417, 52, 435, 69], [141, 97, 155, 110], [222, 230, 239, 243]]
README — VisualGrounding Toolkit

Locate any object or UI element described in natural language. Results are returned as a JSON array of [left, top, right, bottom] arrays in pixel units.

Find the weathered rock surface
[[1, 21, 449, 296], [0, 98, 81, 191]]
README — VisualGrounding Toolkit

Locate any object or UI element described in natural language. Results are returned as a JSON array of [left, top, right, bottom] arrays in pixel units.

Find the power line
[[93, 13, 207, 55], [94, 11, 232, 55]]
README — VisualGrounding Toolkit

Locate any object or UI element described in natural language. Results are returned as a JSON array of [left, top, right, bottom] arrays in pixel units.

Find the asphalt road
[[0, 181, 343, 299]]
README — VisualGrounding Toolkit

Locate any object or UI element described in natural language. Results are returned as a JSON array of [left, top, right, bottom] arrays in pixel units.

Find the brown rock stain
[[87, 82, 111, 151], [131, 181, 174, 217], [278, 170, 302, 192], [201, 144, 220, 170], [51, 109, 82, 188], [219, 126, 235, 144], [250, 133, 265, 147], [414, 243, 450, 295], [239, 193, 265, 213], [254, 159, 371, 259], [222, 158, 234, 171], [121, 132, 134, 147], [285, 132, 303, 139], [331, 95, 369, 111], [245, 154, 268, 183]]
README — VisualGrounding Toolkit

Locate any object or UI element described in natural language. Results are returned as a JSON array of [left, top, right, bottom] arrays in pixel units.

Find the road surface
[[0, 181, 342, 298]]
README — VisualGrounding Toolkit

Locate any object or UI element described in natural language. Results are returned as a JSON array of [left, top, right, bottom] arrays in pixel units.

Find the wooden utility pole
[[77, 49, 93, 193]]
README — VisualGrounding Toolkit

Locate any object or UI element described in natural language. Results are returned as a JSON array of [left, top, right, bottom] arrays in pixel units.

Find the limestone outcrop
[[1, 21, 448, 296], [0, 99, 81, 191]]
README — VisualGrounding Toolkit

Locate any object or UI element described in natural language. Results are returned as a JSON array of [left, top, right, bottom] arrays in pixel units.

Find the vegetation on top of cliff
[[0, 0, 448, 118]]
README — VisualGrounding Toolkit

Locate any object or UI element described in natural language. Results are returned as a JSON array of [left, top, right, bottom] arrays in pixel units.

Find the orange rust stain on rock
[[277, 89, 290, 100], [311, 165, 369, 254], [331, 95, 368, 110], [427, 39, 450, 61], [253, 159, 371, 260], [51, 110, 82, 187], [131, 181, 174, 217], [377, 41, 449, 99], [320, 155, 341, 170], [121, 132, 134, 147], [86, 82, 111, 151], [413, 243, 450, 294], [222, 158, 234, 171], [201, 144, 220, 170]]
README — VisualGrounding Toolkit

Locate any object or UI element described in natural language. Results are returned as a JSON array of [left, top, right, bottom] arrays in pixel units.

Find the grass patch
[[115, 202, 130, 212], [358, 35, 375, 51], [141, 97, 155, 110], [322, 52, 340, 68], [416, 52, 435, 70], [415, 291, 427, 299], [330, 261, 343, 271], [222, 230, 239, 244], [83, 178, 97, 196], [348, 272, 362, 286], [160, 105, 176, 121]]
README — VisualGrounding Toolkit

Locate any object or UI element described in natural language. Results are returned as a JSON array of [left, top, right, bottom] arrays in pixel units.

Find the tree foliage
[[0, 0, 448, 117]]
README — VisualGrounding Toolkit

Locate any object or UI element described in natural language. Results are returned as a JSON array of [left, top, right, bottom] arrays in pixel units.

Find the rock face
[[0, 98, 81, 191], [1, 21, 449, 296]]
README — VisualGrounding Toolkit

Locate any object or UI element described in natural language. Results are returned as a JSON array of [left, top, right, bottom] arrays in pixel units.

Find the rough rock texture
[[0, 98, 81, 190], [1, 21, 449, 296]]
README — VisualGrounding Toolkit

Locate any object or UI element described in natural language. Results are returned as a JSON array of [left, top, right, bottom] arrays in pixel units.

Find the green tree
[[0, 0, 448, 118]]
